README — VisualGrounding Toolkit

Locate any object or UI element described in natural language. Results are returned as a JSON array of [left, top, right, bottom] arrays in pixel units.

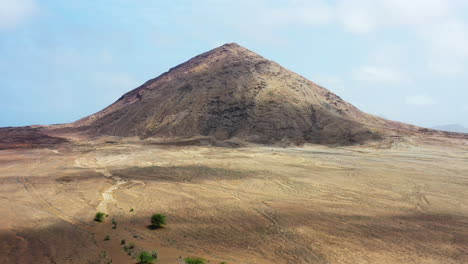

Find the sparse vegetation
[[104, 235, 110, 241], [137, 251, 156, 264], [123, 241, 135, 256], [150, 214, 166, 228], [120, 239, 126, 245], [111, 218, 117, 229], [94, 212, 106, 222], [130, 208, 134, 212], [185, 257, 206, 264]]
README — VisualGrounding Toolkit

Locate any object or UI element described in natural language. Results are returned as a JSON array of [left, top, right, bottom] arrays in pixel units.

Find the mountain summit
[[72, 43, 414, 145]]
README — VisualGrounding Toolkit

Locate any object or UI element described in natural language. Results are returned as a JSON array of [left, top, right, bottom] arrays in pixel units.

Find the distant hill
[[431, 124, 468, 133]]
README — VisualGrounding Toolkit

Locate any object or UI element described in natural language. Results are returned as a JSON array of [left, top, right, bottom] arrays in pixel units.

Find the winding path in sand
[[96, 177, 126, 213]]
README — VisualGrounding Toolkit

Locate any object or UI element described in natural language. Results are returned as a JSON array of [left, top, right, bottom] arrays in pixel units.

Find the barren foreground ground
[[0, 136, 467, 264]]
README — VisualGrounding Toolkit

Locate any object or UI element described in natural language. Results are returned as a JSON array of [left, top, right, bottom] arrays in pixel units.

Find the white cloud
[[258, 0, 333, 27], [405, 95, 437, 106], [428, 61, 465, 77], [334, 0, 468, 78], [0, 0, 38, 30], [352, 45, 411, 84], [336, 0, 457, 34], [353, 66, 406, 84], [425, 20, 468, 58], [379, 0, 454, 26], [423, 19, 468, 76], [212, 0, 334, 43], [337, 0, 379, 34]]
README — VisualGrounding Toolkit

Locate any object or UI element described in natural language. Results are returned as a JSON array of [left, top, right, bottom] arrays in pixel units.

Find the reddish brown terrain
[[0, 44, 467, 264]]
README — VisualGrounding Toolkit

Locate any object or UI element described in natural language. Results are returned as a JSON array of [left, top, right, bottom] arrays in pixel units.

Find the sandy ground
[[0, 136, 467, 264]]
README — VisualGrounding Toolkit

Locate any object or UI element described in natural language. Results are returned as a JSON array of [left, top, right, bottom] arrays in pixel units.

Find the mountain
[[64, 43, 444, 145], [431, 124, 468, 133]]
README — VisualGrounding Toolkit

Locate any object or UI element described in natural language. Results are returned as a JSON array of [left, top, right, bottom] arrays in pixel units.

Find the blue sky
[[1, 0, 467, 128]]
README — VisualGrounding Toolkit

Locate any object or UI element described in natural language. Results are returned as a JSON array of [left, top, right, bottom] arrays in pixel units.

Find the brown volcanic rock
[[73, 43, 393, 145], [0, 127, 69, 150]]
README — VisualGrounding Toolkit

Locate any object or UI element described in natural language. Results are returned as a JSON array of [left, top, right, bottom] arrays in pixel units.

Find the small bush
[[94, 212, 106, 222], [185, 257, 206, 264], [130, 208, 134, 212], [123, 242, 135, 253], [104, 235, 110, 241], [150, 214, 166, 228], [137, 251, 156, 264], [120, 239, 126, 245]]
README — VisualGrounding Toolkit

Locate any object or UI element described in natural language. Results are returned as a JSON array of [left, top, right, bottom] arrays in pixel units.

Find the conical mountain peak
[[207, 42, 252, 54], [213, 42, 243, 50], [72, 44, 411, 145], [206, 42, 259, 58], [163, 43, 269, 77]]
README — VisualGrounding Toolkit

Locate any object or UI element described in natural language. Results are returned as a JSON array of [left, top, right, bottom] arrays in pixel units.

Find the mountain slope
[[71, 43, 414, 145]]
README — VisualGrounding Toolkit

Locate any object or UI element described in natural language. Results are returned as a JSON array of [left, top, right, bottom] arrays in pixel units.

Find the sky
[[0, 0, 467, 128]]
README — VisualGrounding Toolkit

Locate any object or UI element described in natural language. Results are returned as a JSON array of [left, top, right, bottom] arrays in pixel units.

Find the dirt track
[[0, 136, 467, 263]]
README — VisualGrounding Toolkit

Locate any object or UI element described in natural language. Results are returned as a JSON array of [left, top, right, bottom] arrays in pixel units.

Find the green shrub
[[104, 235, 110, 241], [94, 212, 106, 222], [185, 257, 206, 264], [137, 251, 156, 264], [151, 214, 166, 228]]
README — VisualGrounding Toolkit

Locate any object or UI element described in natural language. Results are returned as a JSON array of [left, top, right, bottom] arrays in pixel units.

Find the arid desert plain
[[0, 134, 467, 264]]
